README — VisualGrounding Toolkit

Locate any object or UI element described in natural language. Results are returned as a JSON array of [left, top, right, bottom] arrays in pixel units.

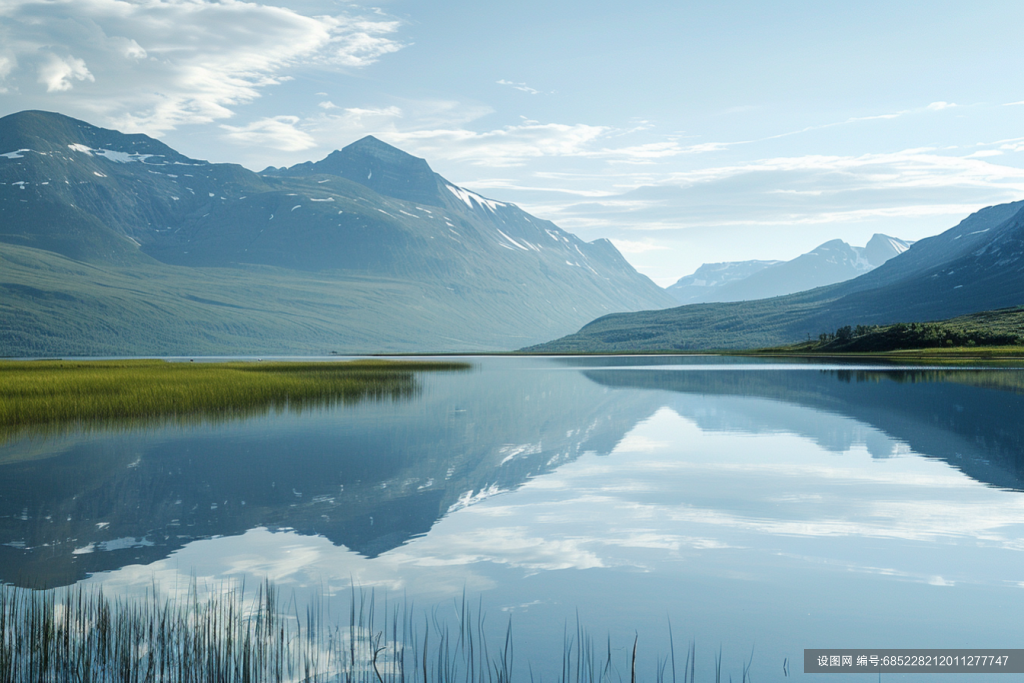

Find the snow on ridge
[[0, 149, 31, 159], [446, 184, 507, 212], [68, 143, 93, 155], [887, 237, 909, 254], [495, 228, 529, 251]]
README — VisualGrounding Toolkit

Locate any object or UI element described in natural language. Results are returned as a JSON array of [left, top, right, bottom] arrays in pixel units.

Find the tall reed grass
[[0, 582, 750, 683], [0, 359, 469, 442]]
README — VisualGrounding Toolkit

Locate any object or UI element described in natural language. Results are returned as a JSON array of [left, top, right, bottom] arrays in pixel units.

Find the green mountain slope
[[0, 111, 675, 355], [526, 200, 1024, 352], [0, 241, 621, 355]]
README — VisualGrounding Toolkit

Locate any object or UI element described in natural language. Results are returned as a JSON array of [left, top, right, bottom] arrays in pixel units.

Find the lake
[[2, 355, 1023, 681]]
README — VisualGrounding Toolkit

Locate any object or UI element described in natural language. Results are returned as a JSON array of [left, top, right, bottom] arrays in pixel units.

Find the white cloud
[[927, 101, 957, 111], [342, 106, 403, 121], [37, 53, 94, 92], [0, 54, 13, 93], [220, 115, 316, 151], [0, 54, 14, 80], [116, 37, 147, 60], [497, 79, 539, 95], [0, 0, 405, 132], [550, 147, 1024, 234], [387, 120, 610, 167]]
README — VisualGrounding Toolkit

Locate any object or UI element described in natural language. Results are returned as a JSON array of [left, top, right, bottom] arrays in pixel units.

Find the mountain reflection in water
[[1, 356, 1022, 590], [581, 364, 1024, 491], [0, 358, 666, 586]]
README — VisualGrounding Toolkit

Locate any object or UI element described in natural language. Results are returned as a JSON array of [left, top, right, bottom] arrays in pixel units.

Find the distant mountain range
[[666, 234, 911, 305], [527, 199, 1024, 351], [0, 111, 674, 356]]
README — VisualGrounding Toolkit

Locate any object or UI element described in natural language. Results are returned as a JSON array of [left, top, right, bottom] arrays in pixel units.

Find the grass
[[0, 581, 748, 683], [0, 359, 469, 442]]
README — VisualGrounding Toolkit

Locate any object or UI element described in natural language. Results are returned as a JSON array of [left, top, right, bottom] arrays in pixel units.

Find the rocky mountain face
[[666, 234, 910, 305], [527, 200, 1024, 351], [0, 110, 675, 355]]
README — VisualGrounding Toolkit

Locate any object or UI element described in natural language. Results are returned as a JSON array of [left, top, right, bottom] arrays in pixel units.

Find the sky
[[1, 0, 1023, 285]]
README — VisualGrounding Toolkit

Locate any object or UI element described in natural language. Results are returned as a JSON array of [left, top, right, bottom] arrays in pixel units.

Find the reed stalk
[[0, 581, 749, 683]]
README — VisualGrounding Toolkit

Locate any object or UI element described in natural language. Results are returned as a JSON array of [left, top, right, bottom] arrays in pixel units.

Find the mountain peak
[[0, 110, 190, 161], [267, 135, 445, 207], [863, 233, 911, 266], [345, 135, 409, 155]]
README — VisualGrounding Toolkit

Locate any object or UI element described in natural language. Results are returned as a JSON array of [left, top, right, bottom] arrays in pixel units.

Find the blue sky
[[2, 0, 1023, 284]]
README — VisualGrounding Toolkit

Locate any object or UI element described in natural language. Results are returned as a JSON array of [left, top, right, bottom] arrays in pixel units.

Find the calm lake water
[[2, 355, 1024, 681]]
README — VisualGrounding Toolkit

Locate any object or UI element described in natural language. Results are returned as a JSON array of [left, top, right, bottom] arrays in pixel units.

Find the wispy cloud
[[497, 79, 539, 95], [0, 0, 405, 133], [220, 115, 316, 151], [530, 146, 1024, 255], [385, 119, 610, 167]]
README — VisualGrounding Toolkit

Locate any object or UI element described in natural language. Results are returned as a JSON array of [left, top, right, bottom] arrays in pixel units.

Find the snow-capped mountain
[[665, 260, 781, 305], [666, 234, 911, 304], [0, 110, 674, 355], [528, 199, 1024, 351]]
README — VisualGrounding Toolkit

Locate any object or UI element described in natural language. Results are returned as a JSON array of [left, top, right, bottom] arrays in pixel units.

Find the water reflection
[[581, 365, 1024, 491], [3, 359, 1024, 589], [0, 358, 666, 587], [4, 356, 1024, 680]]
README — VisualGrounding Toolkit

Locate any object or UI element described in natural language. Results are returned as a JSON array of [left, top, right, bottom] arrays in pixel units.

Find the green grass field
[[0, 359, 469, 440]]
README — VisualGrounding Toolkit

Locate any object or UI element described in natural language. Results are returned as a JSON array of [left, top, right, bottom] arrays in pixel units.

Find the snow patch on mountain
[[446, 184, 507, 212], [66, 142, 158, 164], [496, 227, 529, 250], [885, 237, 910, 254], [96, 149, 157, 164]]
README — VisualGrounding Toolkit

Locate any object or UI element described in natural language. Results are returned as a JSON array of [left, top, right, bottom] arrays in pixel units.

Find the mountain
[[0, 111, 675, 355], [525, 200, 1024, 351], [665, 234, 909, 305], [665, 260, 780, 305]]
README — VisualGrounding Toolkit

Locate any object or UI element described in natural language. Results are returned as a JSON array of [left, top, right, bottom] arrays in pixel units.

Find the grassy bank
[[743, 344, 1024, 362], [0, 581, 742, 683], [0, 359, 469, 439], [758, 307, 1024, 356]]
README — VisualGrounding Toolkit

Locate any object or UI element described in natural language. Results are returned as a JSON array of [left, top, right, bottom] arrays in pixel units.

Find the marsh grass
[[0, 582, 748, 683], [0, 359, 469, 442]]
